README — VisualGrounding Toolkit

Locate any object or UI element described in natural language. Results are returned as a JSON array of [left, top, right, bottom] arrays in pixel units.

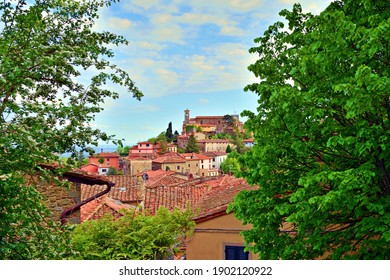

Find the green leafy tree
[[106, 167, 117, 175], [158, 139, 168, 154], [148, 132, 166, 144], [117, 145, 130, 156], [173, 130, 180, 142], [70, 207, 195, 260], [225, 144, 232, 153], [0, 0, 142, 259], [185, 134, 200, 153], [221, 152, 241, 175], [229, 1, 390, 259], [231, 127, 246, 154]]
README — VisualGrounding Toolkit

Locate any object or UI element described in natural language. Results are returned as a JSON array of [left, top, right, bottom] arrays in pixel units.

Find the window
[[224, 246, 249, 260], [107, 158, 110, 162], [177, 166, 180, 170], [101, 169, 107, 173]]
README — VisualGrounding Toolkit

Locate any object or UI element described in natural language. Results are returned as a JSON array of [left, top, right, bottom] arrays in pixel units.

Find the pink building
[[88, 152, 120, 174], [128, 142, 161, 159]]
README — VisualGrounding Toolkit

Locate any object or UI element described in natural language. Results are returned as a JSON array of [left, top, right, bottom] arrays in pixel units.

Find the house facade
[[125, 157, 152, 176], [88, 152, 121, 174], [197, 139, 233, 153], [244, 138, 254, 148], [186, 212, 257, 260], [203, 151, 228, 170], [181, 153, 217, 177], [129, 141, 161, 159], [151, 154, 187, 172]]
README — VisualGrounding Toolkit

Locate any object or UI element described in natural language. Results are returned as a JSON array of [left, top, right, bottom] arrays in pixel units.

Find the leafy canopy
[[0, 0, 142, 259], [185, 134, 200, 153], [70, 207, 195, 260], [229, 0, 390, 259]]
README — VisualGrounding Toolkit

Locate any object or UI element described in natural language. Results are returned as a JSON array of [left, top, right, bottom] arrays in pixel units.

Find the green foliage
[[226, 144, 232, 153], [69, 207, 195, 260], [0, 0, 142, 259], [185, 134, 200, 153], [231, 127, 246, 154], [230, 0, 390, 259], [165, 122, 174, 143], [221, 152, 241, 175], [174, 130, 180, 142], [106, 167, 117, 175], [186, 125, 197, 133], [117, 145, 130, 156], [216, 132, 233, 140], [148, 132, 167, 144]]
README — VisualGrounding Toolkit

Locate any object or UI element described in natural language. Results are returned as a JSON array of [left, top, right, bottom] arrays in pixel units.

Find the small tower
[[182, 109, 190, 135], [184, 109, 190, 122]]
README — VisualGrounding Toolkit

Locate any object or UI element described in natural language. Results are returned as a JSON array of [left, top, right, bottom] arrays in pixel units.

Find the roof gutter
[[60, 180, 115, 225]]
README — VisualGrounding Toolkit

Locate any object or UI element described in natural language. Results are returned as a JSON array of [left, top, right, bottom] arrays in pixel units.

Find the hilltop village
[[82, 109, 254, 177]]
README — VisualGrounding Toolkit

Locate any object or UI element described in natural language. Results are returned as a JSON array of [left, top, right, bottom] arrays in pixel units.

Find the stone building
[[181, 109, 244, 136]]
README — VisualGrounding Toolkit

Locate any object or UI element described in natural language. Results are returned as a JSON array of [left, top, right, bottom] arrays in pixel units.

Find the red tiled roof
[[152, 155, 186, 164], [197, 139, 231, 143], [192, 176, 257, 222], [92, 152, 120, 158], [202, 151, 227, 157], [81, 164, 99, 174], [138, 141, 153, 144], [198, 123, 215, 127], [181, 153, 211, 160], [80, 173, 256, 223], [128, 153, 156, 160], [81, 196, 133, 222], [194, 116, 224, 119]]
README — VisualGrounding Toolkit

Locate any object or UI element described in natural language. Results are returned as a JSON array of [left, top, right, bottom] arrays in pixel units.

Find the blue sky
[[91, 0, 333, 147]]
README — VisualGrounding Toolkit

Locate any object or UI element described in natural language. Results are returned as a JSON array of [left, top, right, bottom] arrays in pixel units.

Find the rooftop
[[80, 173, 257, 223]]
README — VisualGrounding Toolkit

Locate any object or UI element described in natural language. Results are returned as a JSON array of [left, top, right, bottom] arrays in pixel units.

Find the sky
[[90, 0, 333, 148]]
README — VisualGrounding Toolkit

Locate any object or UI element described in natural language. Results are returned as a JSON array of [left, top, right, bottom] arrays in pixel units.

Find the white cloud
[[131, 0, 160, 10], [107, 17, 133, 30], [198, 98, 209, 104]]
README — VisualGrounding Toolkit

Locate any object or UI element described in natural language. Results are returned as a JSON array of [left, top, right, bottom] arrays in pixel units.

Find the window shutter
[[224, 246, 249, 260]]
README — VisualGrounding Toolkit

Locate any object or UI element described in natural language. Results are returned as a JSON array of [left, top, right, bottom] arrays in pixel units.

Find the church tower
[[182, 109, 190, 135]]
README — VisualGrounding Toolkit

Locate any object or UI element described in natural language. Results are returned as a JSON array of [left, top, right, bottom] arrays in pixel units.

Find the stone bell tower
[[182, 109, 190, 135]]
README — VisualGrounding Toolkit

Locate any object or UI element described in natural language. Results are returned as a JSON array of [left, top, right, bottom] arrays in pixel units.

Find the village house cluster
[[81, 109, 254, 177]]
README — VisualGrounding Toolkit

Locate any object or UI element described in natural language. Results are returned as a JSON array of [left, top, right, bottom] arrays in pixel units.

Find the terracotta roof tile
[[152, 155, 186, 164], [197, 139, 231, 143], [80, 173, 256, 223], [181, 153, 211, 160], [81, 197, 133, 222], [93, 152, 120, 158]]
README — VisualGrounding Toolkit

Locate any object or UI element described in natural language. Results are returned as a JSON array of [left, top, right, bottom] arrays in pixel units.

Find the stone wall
[[37, 180, 81, 224]]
